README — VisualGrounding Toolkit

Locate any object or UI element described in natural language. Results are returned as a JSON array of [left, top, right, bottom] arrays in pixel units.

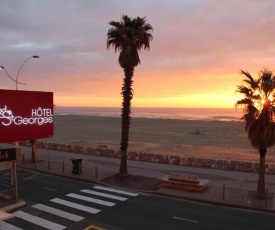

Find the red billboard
[[0, 89, 54, 143]]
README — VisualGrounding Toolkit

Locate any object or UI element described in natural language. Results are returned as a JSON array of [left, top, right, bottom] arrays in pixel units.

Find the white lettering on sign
[[0, 106, 53, 126]]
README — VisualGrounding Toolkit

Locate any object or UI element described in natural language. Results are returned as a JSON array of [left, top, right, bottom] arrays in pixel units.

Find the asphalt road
[[1, 169, 275, 230]]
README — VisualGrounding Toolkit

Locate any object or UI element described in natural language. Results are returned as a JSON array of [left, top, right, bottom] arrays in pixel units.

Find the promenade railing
[[17, 155, 99, 181]]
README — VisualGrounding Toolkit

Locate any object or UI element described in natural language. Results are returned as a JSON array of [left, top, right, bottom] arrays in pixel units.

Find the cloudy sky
[[1, 0, 274, 108]]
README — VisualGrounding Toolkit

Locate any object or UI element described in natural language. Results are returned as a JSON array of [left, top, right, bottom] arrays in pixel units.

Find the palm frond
[[235, 98, 252, 107], [237, 67, 275, 149], [236, 85, 252, 96], [107, 15, 153, 68], [240, 70, 259, 89]]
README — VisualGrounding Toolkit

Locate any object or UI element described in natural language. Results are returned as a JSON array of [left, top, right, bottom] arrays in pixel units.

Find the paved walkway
[[2, 144, 275, 214]]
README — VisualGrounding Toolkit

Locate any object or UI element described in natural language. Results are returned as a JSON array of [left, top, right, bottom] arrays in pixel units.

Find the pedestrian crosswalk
[[80, 189, 129, 201], [32, 204, 84, 222], [66, 193, 116, 207], [93, 185, 139, 197], [13, 211, 66, 230], [50, 198, 101, 214], [0, 186, 139, 230], [0, 221, 23, 230]]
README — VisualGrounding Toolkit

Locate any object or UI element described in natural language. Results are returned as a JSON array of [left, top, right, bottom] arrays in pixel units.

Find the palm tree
[[107, 15, 153, 176], [236, 68, 275, 198]]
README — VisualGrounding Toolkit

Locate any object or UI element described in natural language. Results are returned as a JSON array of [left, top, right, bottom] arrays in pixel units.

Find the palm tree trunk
[[257, 148, 266, 198], [119, 67, 134, 176]]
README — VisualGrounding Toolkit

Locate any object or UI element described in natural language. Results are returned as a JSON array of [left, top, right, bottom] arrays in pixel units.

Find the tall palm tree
[[236, 68, 275, 198], [107, 15, 153, 176]]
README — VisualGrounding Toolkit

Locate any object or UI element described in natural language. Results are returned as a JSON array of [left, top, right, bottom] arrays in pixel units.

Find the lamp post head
[[32, 56, 39, 58], [0, 66, 4, 69]]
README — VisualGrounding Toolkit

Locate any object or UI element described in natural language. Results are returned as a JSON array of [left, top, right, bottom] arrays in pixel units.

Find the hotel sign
[[0, 89, 54, 143]]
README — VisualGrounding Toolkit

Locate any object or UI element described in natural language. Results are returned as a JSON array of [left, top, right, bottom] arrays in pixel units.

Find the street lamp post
[[0, 66, 26, 85], [0, 55, 39, 89], [15, 55, 39, 90]]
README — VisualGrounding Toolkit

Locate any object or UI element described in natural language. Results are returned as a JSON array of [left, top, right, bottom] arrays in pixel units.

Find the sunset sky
[[1, 0, 275, 108]]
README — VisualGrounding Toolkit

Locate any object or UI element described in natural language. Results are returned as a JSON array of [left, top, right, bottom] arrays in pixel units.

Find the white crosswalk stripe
[[0, 221, 23, 230], [32, 203, 84, 222], [2, 186, 139, 229], [94, 185, 138, 196], [81, 189, 128, 201], [12, 211, 66, 230], [66, 193, 116, 207], [50, 198, 101, 214]]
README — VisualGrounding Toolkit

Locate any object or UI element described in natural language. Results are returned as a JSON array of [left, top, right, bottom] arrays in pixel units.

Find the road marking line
[[0, 221, 23, 230], [22, 173, 46, 181], [173, 216, 199, 224], [32, 203, 84, 222], [94, 186, 138, 196], [43, 187, 58, 192], [67, 193, 116, 207], [50, 198, 101, 214], [12, 211, 66, 230], [81, 189, 127, 201]]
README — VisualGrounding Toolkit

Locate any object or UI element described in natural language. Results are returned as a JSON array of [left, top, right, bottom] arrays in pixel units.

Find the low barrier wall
[[19, 141, 275, 175]]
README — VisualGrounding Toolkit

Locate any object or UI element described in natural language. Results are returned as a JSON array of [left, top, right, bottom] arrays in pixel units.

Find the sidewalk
[[3, 144, 275, 214]]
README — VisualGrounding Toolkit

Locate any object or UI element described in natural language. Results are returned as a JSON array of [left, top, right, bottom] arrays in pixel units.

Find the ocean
[[54, 107, 243, 122]]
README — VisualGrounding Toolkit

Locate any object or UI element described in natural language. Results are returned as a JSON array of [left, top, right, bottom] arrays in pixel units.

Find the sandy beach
[[42, 115, 275, 163]]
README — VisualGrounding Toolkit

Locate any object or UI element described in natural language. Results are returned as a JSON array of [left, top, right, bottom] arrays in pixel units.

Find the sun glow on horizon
[[54, 93, 241, 109]]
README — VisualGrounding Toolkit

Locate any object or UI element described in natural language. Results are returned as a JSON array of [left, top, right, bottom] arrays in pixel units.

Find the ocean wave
[[54, 107, 242, 122]]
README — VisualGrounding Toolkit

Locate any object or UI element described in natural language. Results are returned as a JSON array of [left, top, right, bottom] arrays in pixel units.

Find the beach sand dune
[[42, 115, 275, 163]]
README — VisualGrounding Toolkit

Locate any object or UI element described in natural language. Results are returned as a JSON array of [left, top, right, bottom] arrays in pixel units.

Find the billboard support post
[[12, 160, 18, 201], [31, 139, 38, 166]]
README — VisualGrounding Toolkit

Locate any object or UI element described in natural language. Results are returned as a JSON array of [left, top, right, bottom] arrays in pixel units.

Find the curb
[[0, 200, 26, 213]]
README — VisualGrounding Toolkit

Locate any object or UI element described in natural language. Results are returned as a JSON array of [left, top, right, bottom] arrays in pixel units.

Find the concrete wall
[[19, 141, 275, 174]]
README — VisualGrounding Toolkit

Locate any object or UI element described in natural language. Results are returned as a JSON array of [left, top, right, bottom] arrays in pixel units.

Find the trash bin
[[71, 158, 82, 174]]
